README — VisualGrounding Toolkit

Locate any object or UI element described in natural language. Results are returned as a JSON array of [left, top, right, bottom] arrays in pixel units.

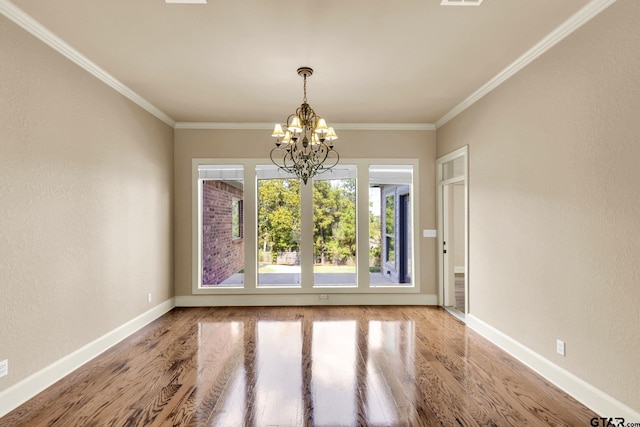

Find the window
[[198, 165, 244, 287], [257, 165, 301, 287], [313, 165, 357, 287], [194, 160, 418, 292], [369, 165, 413, 285]]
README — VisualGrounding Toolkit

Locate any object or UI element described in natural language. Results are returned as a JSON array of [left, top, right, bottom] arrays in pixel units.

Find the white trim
[[0, 298, 175, 418], [436, 146, 467, 165], [466, 314, 640, 420], [334, 123, 436, 131], [176, 293, 437, 307], [444, 306, 465, 322], [436, 146, 468, 312], [0, 0, 176, 127], [175, 122, 436, 131], [176, 122, 275, 130], [435, 0, 616, 128], [440, 176, 465, 186]]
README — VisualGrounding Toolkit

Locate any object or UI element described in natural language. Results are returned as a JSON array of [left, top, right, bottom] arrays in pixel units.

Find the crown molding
[[335, 123, 436, 131], [175, 122, 274, 130], [435, 0, 616, 129], [0, 0, 176, 127], [175, 122, 436, 131]]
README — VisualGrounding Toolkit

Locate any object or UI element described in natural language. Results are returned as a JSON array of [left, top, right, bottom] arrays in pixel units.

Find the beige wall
[[174, 129, 437, 297], [437, 0, 640, 411], [0, 16, 174, 391]]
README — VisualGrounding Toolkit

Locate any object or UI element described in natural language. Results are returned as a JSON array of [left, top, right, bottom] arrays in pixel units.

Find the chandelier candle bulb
[[270, 66, 340, 184]]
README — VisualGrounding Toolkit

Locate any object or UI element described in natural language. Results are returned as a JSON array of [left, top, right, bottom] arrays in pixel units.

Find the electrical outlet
[[319, 294, 328, 300], [147, 293, 152, 304], [0, 359, 8, 378], [556, 339, 565, 356]]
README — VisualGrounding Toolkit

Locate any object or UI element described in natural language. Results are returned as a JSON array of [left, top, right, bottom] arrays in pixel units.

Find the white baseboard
[[0, 298, 175, 418], [466, 314, 640, 420], [176, 293, 438, 307]]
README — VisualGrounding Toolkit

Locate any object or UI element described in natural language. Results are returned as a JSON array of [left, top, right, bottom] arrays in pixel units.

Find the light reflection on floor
[[198, 317, 415, 426]]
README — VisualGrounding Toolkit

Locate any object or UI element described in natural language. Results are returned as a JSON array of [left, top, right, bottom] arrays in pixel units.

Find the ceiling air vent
[[440, 0, 483, 6]]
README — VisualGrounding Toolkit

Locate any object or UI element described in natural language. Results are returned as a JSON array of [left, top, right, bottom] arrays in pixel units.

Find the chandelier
[[271, 67, 339, 184]]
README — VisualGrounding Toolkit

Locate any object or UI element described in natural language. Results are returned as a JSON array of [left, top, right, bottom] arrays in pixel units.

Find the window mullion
[[357, 164, 369, 288], [244, 162, 257, 290], [300, 180, 314, 290]]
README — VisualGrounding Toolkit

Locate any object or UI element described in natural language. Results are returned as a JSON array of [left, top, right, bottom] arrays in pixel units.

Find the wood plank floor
[[0, 306, 596, 426]]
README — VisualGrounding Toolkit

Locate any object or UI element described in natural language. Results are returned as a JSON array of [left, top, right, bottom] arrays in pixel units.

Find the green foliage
[[257, 179, 301, 259], [385, 194, 395, 234], [257, 177, 370, 267], [313, 178, 356, 265], [369, 199, 381, 267]]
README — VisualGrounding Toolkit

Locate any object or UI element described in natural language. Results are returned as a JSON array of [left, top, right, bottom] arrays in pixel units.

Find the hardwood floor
[[0, 306, 596, 426]]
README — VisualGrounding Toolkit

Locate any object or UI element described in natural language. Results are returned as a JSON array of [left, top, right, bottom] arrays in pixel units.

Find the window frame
[[192, 158, 420, 295]]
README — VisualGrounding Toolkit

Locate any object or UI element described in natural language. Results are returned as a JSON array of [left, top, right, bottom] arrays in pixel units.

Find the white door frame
[[436, 146, 469, 315]]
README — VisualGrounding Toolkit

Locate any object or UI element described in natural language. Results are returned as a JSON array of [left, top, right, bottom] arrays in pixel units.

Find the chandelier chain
[[303, 74, 307, 104]]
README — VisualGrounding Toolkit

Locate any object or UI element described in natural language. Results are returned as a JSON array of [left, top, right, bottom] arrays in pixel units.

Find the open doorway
[[437, 147, 468, 319], [443, 182, 465, 313]]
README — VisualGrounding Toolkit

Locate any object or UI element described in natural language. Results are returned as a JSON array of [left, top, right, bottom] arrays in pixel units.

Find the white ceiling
[[3, 0, 610, 127]]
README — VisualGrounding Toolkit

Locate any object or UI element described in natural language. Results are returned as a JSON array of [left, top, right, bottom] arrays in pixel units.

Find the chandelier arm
[[319, 148, 340, 172], [272, 147, 298, 175], [270, 147, 287, 171], [310, 144, 338, 173]]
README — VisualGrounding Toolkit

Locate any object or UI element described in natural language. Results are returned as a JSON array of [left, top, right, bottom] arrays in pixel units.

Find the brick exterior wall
[[202, 180, 243, 285]]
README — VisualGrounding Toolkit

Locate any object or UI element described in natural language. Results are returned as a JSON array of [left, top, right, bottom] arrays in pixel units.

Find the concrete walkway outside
[[213, 266, 404, 287]]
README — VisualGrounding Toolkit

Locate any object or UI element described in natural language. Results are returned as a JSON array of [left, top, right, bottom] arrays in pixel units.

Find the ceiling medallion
[[271, 67, 339, 184]]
